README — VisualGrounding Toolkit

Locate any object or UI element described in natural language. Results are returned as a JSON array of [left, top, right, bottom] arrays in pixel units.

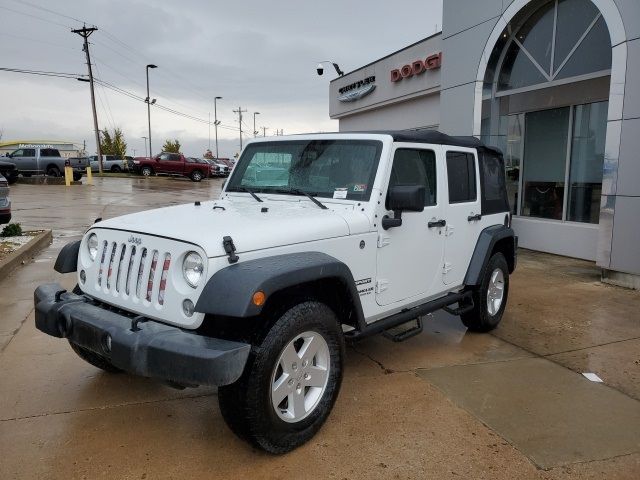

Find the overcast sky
[[0, 0, 442, 158]]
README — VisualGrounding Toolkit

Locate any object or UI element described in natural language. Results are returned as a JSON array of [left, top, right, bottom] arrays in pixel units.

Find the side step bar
[[345, 291, 473, 342]]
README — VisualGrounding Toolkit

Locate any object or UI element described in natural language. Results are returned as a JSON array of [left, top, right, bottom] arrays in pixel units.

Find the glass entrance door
[[517, 101, 607, 223], [521, 107, 570, 220]]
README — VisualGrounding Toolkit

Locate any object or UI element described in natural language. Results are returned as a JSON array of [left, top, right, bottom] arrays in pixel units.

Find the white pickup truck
[[35, 130, 516, 453], [6, 147, 85, 181]]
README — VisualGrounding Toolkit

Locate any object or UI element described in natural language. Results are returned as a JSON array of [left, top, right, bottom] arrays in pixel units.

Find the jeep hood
[[93, 199, 367, 257]]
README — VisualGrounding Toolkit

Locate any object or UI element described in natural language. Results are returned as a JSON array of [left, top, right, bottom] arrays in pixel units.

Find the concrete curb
[[0, 230, 53, 278], [16, 177, 82, 185]]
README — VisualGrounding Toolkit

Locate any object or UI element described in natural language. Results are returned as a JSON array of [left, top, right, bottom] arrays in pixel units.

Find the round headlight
[[182, 252, 204, 288], [87, 233, 99, 261]]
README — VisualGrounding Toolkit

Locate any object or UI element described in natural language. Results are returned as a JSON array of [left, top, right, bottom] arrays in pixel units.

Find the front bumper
[[34, 283, 250, 386]]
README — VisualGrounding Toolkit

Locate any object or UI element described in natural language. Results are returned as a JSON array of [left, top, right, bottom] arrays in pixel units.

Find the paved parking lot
[[1, 177, 639, 479]]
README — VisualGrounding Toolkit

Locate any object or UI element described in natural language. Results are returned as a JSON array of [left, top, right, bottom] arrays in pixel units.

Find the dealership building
[[330, 0, 640, 286]]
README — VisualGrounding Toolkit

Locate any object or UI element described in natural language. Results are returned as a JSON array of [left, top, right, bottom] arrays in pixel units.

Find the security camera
[[316, 63, 324, 76]]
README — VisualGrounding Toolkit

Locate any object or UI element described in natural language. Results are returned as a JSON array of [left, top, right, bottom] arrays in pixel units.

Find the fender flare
[[54, 240, 80, 273], [195, 252, 366, 330], [464, 225, 516, 287]]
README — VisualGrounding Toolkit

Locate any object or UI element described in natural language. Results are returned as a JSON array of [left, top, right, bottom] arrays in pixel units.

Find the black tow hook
[[54, 289, 67, 302], [130, 315, 148, 332]]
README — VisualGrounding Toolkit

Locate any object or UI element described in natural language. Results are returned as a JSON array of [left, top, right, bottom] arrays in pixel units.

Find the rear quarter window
[[446, 151, 477, 203]]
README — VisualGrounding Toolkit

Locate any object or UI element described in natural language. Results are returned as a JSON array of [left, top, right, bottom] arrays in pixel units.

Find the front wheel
[[218, 301, 344, 453], [141, 166, 153, 177], [461, 252, 509, 332], [110, 165, 122, 173], [190, 170, 203, 182], [72, 172, 82, 181]]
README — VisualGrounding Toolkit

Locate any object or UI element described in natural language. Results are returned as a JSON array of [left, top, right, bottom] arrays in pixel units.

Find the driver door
[[375, 145, 446, 306]]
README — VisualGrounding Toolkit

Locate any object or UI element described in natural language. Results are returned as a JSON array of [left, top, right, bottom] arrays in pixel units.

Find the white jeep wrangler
[[35, 131, 516, 453]]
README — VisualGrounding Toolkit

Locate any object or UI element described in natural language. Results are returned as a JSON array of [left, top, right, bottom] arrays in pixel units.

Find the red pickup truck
[[133, 152, 211, 182]]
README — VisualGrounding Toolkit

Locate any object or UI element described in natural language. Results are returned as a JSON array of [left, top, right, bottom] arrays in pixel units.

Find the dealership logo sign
[[337, 76, 376, 102], [390, 52, 442, 82]]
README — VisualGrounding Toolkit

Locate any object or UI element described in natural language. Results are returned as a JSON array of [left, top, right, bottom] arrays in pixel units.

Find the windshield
[[226, 139, 383, 201]]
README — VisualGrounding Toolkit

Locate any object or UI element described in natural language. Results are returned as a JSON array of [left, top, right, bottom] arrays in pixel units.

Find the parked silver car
[[0, 174, 11, 224]]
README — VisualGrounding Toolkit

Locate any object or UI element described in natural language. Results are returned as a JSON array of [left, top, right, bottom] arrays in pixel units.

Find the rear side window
[[446, 151, 477, 203], [41, 149, 60, 157], [479, 149, 510, 215], [388, 148, 437, 207], [169, 154, 181, 161]]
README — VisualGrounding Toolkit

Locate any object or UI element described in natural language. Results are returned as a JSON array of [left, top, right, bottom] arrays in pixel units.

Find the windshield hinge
[[222, 236, 239, 264]]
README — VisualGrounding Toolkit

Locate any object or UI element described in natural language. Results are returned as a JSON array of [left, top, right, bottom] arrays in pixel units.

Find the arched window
[[487, 0, 611, 94]]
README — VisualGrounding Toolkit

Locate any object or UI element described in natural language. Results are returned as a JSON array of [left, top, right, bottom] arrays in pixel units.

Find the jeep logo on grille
[[127, 235, 142, 245]]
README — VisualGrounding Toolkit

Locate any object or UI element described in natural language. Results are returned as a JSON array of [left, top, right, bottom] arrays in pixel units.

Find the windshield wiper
[[239, 187, 263, 203], [275, 188, 327, 210]]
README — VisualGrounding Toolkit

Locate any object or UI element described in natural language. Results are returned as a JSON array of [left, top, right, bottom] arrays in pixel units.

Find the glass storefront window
[[521, 107, 570, 220], [505, 114, 524, 214], [568, 102, 607, 223]]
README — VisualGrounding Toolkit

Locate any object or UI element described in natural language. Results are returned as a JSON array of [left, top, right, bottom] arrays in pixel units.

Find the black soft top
[[365, 130, 502, 154]]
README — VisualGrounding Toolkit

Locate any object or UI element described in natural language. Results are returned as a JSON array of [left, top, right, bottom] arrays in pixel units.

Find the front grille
[[96, 241, 171, 307]]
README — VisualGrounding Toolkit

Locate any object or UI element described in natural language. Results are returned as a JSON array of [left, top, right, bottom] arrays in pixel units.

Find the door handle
[[428, 219, 446, 228], [467, 213, 482, 222]]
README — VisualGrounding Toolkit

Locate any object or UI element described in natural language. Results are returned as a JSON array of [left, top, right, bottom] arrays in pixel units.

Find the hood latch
[[222, 236, 239, 264]]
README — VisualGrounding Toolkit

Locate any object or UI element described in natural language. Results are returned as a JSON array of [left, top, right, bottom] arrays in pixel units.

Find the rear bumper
[[34, 283, 250, 386], [0, 210, 10, 224]]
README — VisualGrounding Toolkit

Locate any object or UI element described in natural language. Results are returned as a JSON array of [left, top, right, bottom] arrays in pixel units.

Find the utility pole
[[72, 25, 102, 174], [233, 106, 247, 150], [145, 64, 157, 159], [261, 126, 269, 137], [214, 96, 222, 159], [141, 136, 148, 157]]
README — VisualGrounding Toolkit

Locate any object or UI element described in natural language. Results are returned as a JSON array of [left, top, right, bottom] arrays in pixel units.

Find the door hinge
[[377, 234, 391, 248], [442, 262, 452, 274], [375, 279, 389, 293]]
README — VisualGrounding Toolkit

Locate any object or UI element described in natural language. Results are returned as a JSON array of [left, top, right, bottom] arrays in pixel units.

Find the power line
[[0, 5, 71, 29], [0, 67, 85, 79], [8, 0, 86, 24]]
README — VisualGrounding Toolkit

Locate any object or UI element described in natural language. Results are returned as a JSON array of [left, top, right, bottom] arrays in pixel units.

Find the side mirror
[[382, 185, 425, 230]]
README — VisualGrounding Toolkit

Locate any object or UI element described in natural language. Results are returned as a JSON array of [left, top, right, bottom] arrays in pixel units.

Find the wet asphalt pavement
[[1, 177, 639, 479]]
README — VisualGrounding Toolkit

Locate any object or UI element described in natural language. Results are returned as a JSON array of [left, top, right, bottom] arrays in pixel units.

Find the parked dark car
[[0, 173, 11, 224], [0, 160, 18, 185]]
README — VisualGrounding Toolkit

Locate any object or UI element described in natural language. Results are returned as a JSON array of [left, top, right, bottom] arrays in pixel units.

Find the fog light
[[182, 299, 195, 317], [103, 333, 112, 353], [79, 269, 86, 284]]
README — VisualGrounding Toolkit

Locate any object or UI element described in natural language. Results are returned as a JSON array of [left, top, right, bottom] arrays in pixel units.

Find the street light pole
[[214, 96, 222, 158], [141, 136, 148, 157], [145, 64, 157, 158], [253, 112, 260, 137]]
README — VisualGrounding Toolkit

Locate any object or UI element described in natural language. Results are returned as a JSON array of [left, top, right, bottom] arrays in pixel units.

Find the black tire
[[141, 166, 153, 177], [461, 252, 509, 332], [6, 173, 18, 185], [68, 341, 122, 373], [190, 170, 203, 182], [46, 166, 61, 177], [72, 172, 82, 181], [110, 165, 122, 173], [218, 301, 344, 453]]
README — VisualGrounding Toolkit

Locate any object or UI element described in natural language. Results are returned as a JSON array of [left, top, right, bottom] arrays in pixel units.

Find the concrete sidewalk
[[1, 178, 639, 479]]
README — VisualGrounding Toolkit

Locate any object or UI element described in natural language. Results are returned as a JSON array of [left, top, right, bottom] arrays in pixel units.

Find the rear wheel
[[110, 165, 122, 173], [68, 341, 122, 373], [141, 166, 153, 177], [461, 252, 509, 332], [72, 172, 82, 181], [218, 301, 344, 453], [46, 166, 61, 177], [190, 170, 203, 182]]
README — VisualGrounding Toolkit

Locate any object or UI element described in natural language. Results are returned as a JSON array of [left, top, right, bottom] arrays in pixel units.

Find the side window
[[25, 149, 36, 157], [169, 154, 181, 161], [387, 148, 437, 207], [446, 151, 477, 203], [11, 149, 24, 157], [479, 149, 510, 215], [158, 153, 170, 161]]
